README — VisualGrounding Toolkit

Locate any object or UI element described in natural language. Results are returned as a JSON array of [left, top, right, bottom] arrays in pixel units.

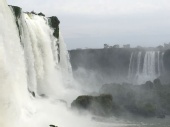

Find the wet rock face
[[49, 125, 58, 127], [49, 16, 60, 28], [48, 16, 60, 39], [71, 94, 114, 116], [9, 5, 22, 43], [38, 12, 45, 16], [9, 5, 22, 19], [163, 49, 170, 72]]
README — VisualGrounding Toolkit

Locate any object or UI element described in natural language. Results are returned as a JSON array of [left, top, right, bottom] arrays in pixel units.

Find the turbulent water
[[128, 51, 164, 84], [0, 0, 75, 126], [0, 0, 169, 127]]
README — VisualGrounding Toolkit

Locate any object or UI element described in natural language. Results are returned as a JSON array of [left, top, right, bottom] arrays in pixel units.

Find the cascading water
[[0, 1, 31, 126], [0, 1, 74, 127], [2, 1, 170, 127], [128, 51, 164, 84]]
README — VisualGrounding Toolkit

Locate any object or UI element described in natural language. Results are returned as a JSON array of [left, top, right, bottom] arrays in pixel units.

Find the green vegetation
[[71, 94, 114, 116], [99, 78, 169, 118], [72, 79, 170, 118], [53, 27, 59, 39], [48, 16, 60, 39], [9, 5, 22, 18]]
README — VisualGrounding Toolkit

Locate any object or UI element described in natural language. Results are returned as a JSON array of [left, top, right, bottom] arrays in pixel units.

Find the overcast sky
[[7, 0, 170, 49]]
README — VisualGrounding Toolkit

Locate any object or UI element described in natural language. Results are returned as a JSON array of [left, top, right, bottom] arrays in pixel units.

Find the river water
[[94, 116, 170, 127]]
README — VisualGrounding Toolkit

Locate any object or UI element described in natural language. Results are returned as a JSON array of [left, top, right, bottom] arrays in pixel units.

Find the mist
[[1, 0, 170, 127], [69, 45, 170, 126]]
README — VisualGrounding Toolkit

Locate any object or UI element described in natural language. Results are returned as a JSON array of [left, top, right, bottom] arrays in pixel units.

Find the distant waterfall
[[128, 51, 164, 84]]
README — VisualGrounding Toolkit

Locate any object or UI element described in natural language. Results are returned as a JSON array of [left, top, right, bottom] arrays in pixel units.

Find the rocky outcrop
[[9, 5, 22, 43], [9, 5, 22, 18], [159, 49, 170, 84], [163, 49, 170, 72], [48, 16, 60, 39], [38, 12, 45, 16], [99, 80, 170, 118], [71, 94, 115, 116]]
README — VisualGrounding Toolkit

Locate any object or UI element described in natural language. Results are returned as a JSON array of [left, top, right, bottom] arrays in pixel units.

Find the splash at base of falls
[[1, 0, 168, 127], [128, 51, 164, 85]]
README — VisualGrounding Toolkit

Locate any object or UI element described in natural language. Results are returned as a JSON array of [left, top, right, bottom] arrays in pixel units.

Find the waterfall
[[136, 52, 142, 76], [0, 1, 29, 126], [9, 7, 72, 95], [128, 51, 164, 84], [0, 1, 72, 127]]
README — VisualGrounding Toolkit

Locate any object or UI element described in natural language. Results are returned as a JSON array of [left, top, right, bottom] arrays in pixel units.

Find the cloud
[[7, 0, 170, 16], [6, 0, 170, 49]]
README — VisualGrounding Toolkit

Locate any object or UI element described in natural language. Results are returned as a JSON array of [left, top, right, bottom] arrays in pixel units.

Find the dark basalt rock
[[9, 5, 22, 44], [71, 94, 114, 116], [28, 88, 35, 97], [9, 5, 22, 18], [53, 28, 60, 39], [72, 95, 93, 109], [142, 81, 154, 89], [48, 16, 60, 28], [160, 49, 170, 84], [99, 80, 170, 117], [48, 16, 60, 39], [163, 49, 170, 72], [49, 125, 58, 127], [38, 12, 45, 16], [9, 5, 61, 45]]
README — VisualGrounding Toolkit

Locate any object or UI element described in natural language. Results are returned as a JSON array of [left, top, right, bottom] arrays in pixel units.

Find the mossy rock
[[38, 12, 45, 16], [49, 125, 58, 127], [71, 95, 93, 109], [53, 27, 59, 39], [71, 94, 114, 116], [9, 5, 22, 42], [9, 5, 22, 19], [48, 16, 60, 28], [48, 16, 60, 39]]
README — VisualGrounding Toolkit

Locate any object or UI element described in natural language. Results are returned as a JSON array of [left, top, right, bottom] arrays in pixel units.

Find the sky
[[6, 0, 170, 49]]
